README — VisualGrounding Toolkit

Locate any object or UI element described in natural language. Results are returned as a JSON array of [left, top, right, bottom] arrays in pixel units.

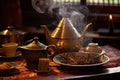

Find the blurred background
[[0, 0, 120, 47]]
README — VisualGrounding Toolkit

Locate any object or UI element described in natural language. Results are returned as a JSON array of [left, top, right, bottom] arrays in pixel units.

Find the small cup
[[38, 58, 50, 72], [85, 43, 102, 53], [2, 43, 18, 57]]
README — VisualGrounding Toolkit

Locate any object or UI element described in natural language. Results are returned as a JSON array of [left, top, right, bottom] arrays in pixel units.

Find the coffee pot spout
[[80, 23, 92, 41]]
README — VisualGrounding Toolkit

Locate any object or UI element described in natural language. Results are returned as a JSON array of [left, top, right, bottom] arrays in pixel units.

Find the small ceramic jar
[[85, 43, 102, 53]]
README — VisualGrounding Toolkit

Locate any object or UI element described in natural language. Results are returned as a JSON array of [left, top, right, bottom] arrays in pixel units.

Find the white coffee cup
[[2, 43, 18, 57]]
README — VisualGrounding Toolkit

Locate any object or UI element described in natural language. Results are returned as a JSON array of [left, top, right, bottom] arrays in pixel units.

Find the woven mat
[[1, 45, 120, 80], [101, 45, 120, 67]]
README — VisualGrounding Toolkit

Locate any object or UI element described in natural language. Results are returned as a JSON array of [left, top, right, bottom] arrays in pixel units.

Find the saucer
[[0, 62, 19, 76], [0, 62, 15, 70], [0, 51, 22, 61]]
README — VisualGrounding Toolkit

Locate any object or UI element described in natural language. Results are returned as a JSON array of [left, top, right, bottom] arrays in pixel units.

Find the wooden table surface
[[0, 45, 120, 80]]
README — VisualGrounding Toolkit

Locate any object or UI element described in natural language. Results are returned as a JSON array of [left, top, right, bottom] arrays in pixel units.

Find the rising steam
[[32, 0, 92, 46], [32, 0, 89, 31]]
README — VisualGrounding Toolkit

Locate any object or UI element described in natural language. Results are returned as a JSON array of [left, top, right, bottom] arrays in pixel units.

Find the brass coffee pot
[[0, 26, 26, 46], [42, 18, 92, 53]]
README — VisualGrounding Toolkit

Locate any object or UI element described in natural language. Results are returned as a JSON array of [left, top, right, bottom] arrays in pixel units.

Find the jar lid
[[20, 37, 47, 50], [0, 26, 26, 35], [88, 43, 98, 46]]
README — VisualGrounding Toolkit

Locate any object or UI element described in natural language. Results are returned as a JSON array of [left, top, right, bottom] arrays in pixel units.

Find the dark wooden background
[[0, 0, 119, 47], [0, 0, 120, 29]]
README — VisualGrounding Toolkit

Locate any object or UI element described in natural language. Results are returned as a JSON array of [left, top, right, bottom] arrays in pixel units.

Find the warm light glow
[[86, 0, 120, 5], [109, 14, 112, 20], [52, 67, 61, 73], [29, 73, 37, 77], [2, 30, 8, 35]]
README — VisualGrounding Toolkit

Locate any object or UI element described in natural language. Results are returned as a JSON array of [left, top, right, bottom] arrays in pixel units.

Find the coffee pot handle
[[46, 45, 56, 58]]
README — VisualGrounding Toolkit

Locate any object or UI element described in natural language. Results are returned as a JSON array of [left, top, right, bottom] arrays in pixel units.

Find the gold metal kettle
[[0, 26, 26, 46], [41, 18, 92, 53]]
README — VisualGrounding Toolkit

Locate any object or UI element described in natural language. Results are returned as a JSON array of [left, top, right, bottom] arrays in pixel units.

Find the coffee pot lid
[[0, 26, 26, 35], [51, 18, 81, 39], [20, 37, 47, 50]]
